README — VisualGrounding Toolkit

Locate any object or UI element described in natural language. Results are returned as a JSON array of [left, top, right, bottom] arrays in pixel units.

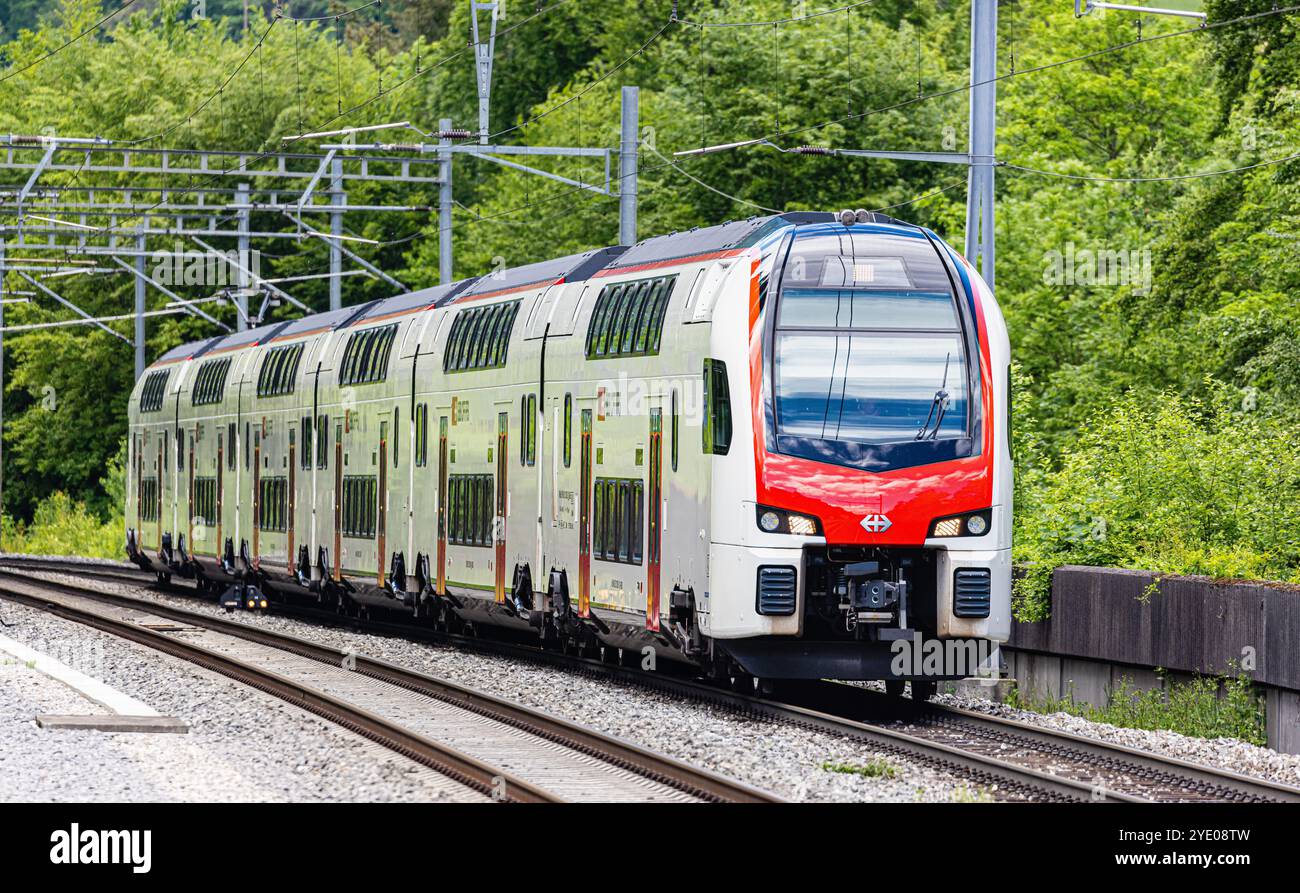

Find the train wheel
[[911, 680, 937, 702], [885, 680, 906, 698]]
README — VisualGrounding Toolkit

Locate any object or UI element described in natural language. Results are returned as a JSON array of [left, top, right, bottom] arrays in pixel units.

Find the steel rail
[[9, 555, 1299, 802], [0, 575, 557, 804], [0, 567, 777, 804]]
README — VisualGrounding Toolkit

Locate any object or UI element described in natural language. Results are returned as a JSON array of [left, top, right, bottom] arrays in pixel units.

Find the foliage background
[[0, 1, 1296, 621]]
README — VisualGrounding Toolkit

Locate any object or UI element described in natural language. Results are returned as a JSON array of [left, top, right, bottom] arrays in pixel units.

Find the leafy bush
[[1012, 381, 1300, 621], [1, 492, 122, 559]]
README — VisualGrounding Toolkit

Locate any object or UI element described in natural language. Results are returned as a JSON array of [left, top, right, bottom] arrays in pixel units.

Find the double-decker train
[[126, 210, 1011, 694]]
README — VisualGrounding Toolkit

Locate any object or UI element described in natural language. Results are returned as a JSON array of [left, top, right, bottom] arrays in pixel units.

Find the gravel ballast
[[0, 598, 484, 803], [930, 690, 1300, 788], [18, 572, 997, 802]]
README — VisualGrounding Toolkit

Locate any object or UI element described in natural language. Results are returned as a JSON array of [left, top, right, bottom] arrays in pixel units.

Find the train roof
[[440, 246, 627, 305], [146, 211, 917, 369]]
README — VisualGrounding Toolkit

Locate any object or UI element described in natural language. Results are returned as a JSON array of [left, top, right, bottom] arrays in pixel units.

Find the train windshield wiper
[[915, 352, 951, 441]]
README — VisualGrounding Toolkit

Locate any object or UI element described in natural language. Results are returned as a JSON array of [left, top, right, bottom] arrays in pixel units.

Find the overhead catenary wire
[[684, 3, 1300, 153], [0, 0, 142, 85]]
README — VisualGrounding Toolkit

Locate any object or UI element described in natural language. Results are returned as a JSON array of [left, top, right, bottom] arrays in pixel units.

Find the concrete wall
[[1006, 566, 1300, 754]]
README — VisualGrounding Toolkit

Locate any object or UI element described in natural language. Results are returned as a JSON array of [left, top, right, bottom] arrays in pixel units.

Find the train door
[[578, 409, 593, 617], [155, 433, 164, 549], [495, 412, 508, 604], [647, 408, 663, 632], [187, 428, 195, 558], [333, 422, 343, 581], [288, 428, 296, 575], [216, 430, 224, 558], [251, 426, 261, 563], [378, 419, 388, 588], [436, 416, 448, 596]]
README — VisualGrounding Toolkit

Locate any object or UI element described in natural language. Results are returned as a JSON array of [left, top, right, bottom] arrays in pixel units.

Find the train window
[[606, 287, 634, 356], [392, 407, 400, 468], [475, 304, 500, 368], [525, 394, 537, 466], [615, 482, 628, 561], [140, 370, 170, 412], [245, 422, 251, 470], [340, 325, 397, 387], [300, 417, 312, 469], [631, 480, 644, 563], [443, 302, 520, 373], [176, 427, 184, 471], [585, 275, 677, 360], [191, 357, 231, 406], [671, 388, 679, 472], [586, 284, 617, 356], [227, 423, 236, 470], [648, 280, 672, 353], [519, 395, 528, 466], [341, 476, 377, 538], [139, 479, 159, 521], [702, 359, 732, 456], [258, 343, 304, 397], [258, 477, 288, 532], [414, 404, 429, 467], [316, 415, 329, 469], [446, 474, 492, 546], [563, 394, 572, 468], [592, 477, 643, 565], [193, 477, 217, 527], [593, 481, 605, 559], [633, 281, 658, 352]]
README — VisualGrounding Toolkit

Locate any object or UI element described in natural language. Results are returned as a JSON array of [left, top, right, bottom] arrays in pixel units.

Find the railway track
[[0, 566, 775, 804], [5, 554, 1299, 803]]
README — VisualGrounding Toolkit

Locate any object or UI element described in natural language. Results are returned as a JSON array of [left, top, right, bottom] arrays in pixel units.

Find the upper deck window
[[191, 357, 232, 406], [257, 343, 305, 397], [140, 369, 170, 412], [585, 275, 675, 359], [443, 301, 520, 373], [340, 323, 397, 386]]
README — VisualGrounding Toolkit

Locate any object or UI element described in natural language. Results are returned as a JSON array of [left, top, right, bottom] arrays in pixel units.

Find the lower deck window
[[593, 477, 643, 565], [447, 474, 493, 547], [139, 478, 159, 522], [258, 477, 288, 532], [193, 477, 217, 527], [341, 476, 377, 538]]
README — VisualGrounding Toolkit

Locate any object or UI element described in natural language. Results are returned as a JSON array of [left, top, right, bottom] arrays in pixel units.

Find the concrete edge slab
[[0, 632, 160, 716], [35, 714, 189, 733]]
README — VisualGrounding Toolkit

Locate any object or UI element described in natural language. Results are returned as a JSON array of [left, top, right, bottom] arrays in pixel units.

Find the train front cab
[[704, 219, 1012, 684]]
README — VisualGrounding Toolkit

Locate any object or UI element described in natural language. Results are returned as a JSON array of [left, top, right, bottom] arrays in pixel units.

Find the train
[[125, 210, 1012, 696]]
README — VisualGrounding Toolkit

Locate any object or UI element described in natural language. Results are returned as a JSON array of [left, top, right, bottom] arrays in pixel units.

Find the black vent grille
[[953, 568, 992, 618], [756, 565, 797, 616]]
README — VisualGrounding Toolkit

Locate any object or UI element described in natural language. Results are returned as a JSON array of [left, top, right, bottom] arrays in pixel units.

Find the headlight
[[929, 509, 992, 538], [755, 505, 822, 536]]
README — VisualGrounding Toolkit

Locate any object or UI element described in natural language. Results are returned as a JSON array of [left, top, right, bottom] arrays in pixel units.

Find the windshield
[[771, 227, 975, 466]]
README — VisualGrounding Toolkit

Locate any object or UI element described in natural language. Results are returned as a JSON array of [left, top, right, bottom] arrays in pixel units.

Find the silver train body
[[126, 212, 1012, 681]]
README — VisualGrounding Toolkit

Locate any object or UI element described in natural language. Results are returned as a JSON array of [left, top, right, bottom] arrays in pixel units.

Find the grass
[[822, 758, 897, 779], [1006, 670, 1266, 746]]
